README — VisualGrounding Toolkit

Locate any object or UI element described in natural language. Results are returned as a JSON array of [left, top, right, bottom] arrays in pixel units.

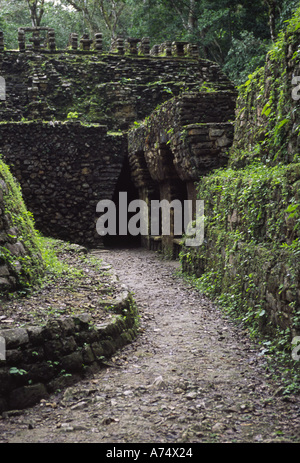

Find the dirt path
[[0, 248, 299, 443]]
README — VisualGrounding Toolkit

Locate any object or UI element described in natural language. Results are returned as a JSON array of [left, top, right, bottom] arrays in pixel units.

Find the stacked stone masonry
[[0, 287, 138, 413], [127, 91, 236, 252], [0, 50, 233, 128], [0, 122, 127, 246], [0, 41, 235, 251], [0, 31, 238, 411]]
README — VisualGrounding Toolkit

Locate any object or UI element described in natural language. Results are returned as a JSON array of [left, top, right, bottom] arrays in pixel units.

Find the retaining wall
[[0, 285, 138, 412]]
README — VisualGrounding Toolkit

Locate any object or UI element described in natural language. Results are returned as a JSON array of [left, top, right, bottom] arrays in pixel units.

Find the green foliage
[[179, 156, 300, 393], [0, 158, 45, 292], [223, 31, 269, 85], [9, 367, 28, 376], [67, 111, 79, 120], [231, 6, 300, 167], [0, 0, 83, 49], [35, 235, 70, 276], [179, 11, 300, 393]]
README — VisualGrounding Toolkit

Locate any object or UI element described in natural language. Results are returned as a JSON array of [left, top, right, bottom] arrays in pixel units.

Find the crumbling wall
[[0, 37, 236, 249]]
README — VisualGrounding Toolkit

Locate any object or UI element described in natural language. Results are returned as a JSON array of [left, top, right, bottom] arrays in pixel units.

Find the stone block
[[60, 351, 83, 372], [8, 383, 48, 410], [0, 328, 29, 349]]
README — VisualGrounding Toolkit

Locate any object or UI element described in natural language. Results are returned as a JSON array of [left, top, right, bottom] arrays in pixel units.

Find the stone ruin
[[0, 27, 237, 254], [18, 27, 57, 52], [128, 91, 236, 255]]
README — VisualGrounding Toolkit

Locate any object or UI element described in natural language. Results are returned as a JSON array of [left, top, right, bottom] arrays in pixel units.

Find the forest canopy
[[0, 0, 299, 84]]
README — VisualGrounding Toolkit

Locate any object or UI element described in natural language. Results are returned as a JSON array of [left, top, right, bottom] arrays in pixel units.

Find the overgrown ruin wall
[[0, 43, 235, 248], [128, 90, 236, 252], [0, 159, 44, 293], [0, 49, 234, 129], [0, 122, 127, 246], [0, 274, 138, 413], [179, 16, 300, 338]]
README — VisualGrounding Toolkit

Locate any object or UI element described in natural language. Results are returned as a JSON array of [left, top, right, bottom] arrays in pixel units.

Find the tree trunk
[[188, 0, 197, 33], [27, 0, 45, 27], [264, 0, 277, 42]]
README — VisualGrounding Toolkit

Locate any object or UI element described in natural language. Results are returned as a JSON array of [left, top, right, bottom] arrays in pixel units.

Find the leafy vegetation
[[0, 158, 45, 294], [0, 0, 299, 396], [179, 9, 300, 394]]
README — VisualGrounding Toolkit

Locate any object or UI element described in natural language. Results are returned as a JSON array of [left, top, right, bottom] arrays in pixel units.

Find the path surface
[[0, 248, 299, 443]]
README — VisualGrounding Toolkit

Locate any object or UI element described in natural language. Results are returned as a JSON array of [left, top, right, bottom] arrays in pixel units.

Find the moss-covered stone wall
[[230, 13, 300, 167], [0, 275, 138, 413], [127, 86, 236, 253], [0, 159, 44, 293], [180, 9, 300, 343], [0, 51, 234, 130]]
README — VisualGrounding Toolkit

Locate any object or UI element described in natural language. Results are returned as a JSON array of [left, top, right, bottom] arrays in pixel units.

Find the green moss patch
[[0, 158, 45, 294]]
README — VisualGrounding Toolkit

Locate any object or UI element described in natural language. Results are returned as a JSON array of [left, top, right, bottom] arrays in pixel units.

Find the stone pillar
[[159, 182, 175, 254], [70, 33, 78, 50], [116, 37, 125, 54], [29, 30, 43, 51], [0, 31, 4, 52], [80, 33, 93, 51], [159, 41, 172, 56], [150, 44, 159, 56], [186, 181, 197, 219], [187, 43, 199, 58], [94, 33, 103, 52], [165, 41, 172, 57], [18, 29, 26, 52], [47, 30, 56, 51], [126, 37, 139, 55], [140, 37, 150, 55]]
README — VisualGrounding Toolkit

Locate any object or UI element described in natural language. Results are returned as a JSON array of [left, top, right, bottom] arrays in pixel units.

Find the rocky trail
[[0, 248, 299, 444]]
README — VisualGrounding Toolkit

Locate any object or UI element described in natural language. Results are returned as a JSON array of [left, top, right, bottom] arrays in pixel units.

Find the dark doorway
[[103, 156, 141, 248]]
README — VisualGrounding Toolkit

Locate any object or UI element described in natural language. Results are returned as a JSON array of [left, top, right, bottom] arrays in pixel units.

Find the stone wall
[[0, 44, 236, 249], [179, 14, 300, 338], [180, 163, 300, 336], [0, 285, 138, 412], [230, 25, 300, 167], [0, 50, 234, 130], [127, 91, 236, 252], [0, 122, 127, 246]]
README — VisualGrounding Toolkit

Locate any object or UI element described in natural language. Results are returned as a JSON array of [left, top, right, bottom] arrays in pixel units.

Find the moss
[[178, 12, 300, 392], [230, 8, 300, 168], [179, 18, 300, 377], [0, 158, 45, 292]]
